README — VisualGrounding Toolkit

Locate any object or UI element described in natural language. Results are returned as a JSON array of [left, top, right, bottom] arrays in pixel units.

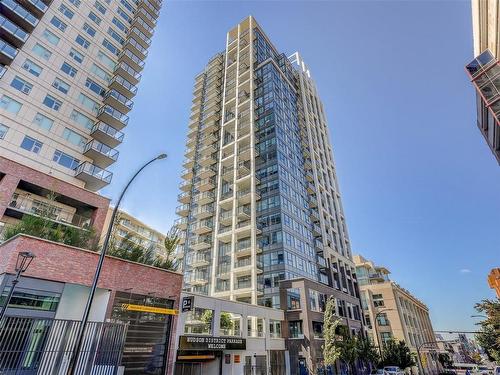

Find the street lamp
[[0, 251, 35, 322], [372, 308, 394, 357], [67, 153, 167, 375]]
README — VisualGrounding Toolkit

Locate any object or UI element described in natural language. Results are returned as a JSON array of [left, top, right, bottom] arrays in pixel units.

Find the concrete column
[[0, 174, 20, 218]]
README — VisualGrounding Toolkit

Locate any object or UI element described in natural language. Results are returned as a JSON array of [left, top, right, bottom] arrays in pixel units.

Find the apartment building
[[176, 15, 361, 327], [101, 206, 166, 254], [0, 0, 161, 236], [466, 0, 500, 164], [488, 268, 500, 297], [354, 255, 438, 374]]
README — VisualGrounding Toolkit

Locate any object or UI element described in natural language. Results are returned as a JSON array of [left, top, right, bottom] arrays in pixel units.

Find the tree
[[153, 227, 180, 271], [380, 340, 416, 370], [357, 337, 380, 372], [474, 299, 500, 363], [340, 336, 359, 375], [323, 297, 342, 368], [438, 353, 453, 369]]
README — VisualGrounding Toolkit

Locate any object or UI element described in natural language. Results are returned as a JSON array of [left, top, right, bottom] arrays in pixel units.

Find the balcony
[[175, 204, 190, 217], [132, 15, 154, 38], [199, 132, 218, 145], [237, 188, 257, 205], [18, 0, 48, 18], [310, 209, 320, 223], [136, 7, 156, 28], [217, 225, 232, 242], [0, 38, 17, 65], [233, 258, 253, 275], [83, 140, 118, 168], [1, 0, 38, 31], [222, 166, 234, 182], [190, 237, 212, 251], [138, 0, 160, 19], [189, 275, 208, 286], [198, 166, 215, 179], [130, 27, 151, 49], [178, 191, 191, 204], [194, 177, 215, 192], [97, 105, 129, 130], [238, 144, 254, 161], [200, 120, 219, 134], [309, 195, 318, 208], [0, 64, 5, 79], [193, 220, 213, 235], [109, 75, 138, 99], [183, 157, 194, 169], [317, 256, 327, 269], [75, 162, 112, 191], [306, 171, 314, 182], [193, 205, 213, 219], [198, 155, 217, 167], [114, 62, 141, 85], [191, 254, 210, 268], [174, 217, 188, 230], [313, 224, 322, 237], [181, 168, 193, 181], [199, 143, 217, 156], [235, 240, 262, 258], [7, 194, 91, 230], [103, 89, 134, 114], [90, 122, 124, 149], [217, 264, 231, 280], [179, 180, 192, 192], [219, 210, 233, 226], [0, 14, 28, 48], [193, 191, 214, 205], [236, 205, 251, 220], [119, 49, 145, 72]]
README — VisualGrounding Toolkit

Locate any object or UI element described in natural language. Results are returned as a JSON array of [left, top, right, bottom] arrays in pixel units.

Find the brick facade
[[0, 156, 110, 234]]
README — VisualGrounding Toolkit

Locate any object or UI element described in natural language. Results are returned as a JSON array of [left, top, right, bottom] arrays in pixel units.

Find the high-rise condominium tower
[[0, 0, 161, 234], [466, 0, 500, 164], [0, 0, 161, 190], [177, 16, 359, 310]]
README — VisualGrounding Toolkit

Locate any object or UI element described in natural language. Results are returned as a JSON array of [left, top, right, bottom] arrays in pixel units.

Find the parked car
[[493, 366, 500, 375], [371, 369, 387, 375], [383, 366, 405, 375]]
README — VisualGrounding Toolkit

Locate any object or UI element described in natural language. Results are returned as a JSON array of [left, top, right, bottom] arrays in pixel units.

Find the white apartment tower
[[177, 17, 360, 310], [0, 0, 161, 235]]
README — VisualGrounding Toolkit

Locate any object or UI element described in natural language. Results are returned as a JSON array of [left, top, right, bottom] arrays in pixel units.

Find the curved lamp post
[[0, 251, 35, 322], [67, 153, 167, 375], [373, 308, 394, 357]]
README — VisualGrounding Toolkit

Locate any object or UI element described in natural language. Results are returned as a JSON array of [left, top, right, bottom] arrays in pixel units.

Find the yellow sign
[[121, 304, 178, 315]]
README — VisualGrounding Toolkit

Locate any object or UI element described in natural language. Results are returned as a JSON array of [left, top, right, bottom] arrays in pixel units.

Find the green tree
[[438, 353, 453, 369], [380, 340, 416, 370], [153, 227, 180, 271], [357, 337, 380, 371], [323, 297, 342, 368], [340, 336, 359, 375], [474, 299, 500, 363]]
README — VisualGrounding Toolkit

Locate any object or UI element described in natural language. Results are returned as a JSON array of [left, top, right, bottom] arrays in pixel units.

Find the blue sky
[[101, 1, 500, 332]]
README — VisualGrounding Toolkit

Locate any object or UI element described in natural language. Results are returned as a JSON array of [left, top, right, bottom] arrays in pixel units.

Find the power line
[[434, 330, 480, 334]]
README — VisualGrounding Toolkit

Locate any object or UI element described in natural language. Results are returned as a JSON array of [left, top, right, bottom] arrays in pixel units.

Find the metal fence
[[0, 316, 127, 375]]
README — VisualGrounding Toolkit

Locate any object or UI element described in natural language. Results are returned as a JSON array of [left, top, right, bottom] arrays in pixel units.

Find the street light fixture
[[66, 153, 167, 375], [0, 251, 36, 322]]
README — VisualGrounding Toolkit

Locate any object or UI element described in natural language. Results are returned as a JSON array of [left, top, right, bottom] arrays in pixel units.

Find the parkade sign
[[179, 336, 246, 350]]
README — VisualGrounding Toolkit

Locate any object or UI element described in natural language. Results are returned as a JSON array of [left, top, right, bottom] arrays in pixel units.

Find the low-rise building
[[354, 255, 438, 374], [488, 268, 500, 298], [174, 292, 288, 375], [0, 234, 183, 375]]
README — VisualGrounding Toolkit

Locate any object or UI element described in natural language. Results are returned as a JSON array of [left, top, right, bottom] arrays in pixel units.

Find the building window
[[90, 63, 111, 82], [377, 313, 389, 326], [312, 321, 323, 339], [61, 62, 77, 77], [380, 332, 392, 346], [11, 76, 33, 95], [117, 7, 131, 23], [77, 93, 99, 114], [32, 44, 51, 60], [287, 288, 301, 310], [33, 113, 54, 131], [96, 51, 115, 70], [42, 29, 60, 46], [85, 78, 105, 96], [62, 128, 86, 148], [183, 308, 213, 335], [68, 0, 81, 7], [20, 136, 42, 154], [52, 78, 70, 94], [53, 150, 80, 170], [88, 11, 101, 25], [0, 288, 60, 312], [373, 294, 385, 307], [112, 17, 128, 33], [120, 0, 134, 13], [69, 48, 84, 64], [50, 16, 67, 32], [70, 110, 94, 130], [288, 321, 303, 338], [43, 95, 62, 111], [0, 95, 22, 114], [107, 28, 124, 45], [22, 59, 42, 77], [58, 4, 74, 19], [83, 23, 96, 37], [75, 35, 90, 49], [0, 124, 9, 139], [102, 39, 119, 55], [94, 1, 106, 14]]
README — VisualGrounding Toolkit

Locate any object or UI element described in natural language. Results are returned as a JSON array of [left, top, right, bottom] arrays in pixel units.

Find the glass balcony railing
[[0, 38, 17, 60], [105, 89, 134, 110], [0, 14, 28, 45], [2, 0, 38, 28], [84, 140, 119, 161], [91, 122, 124, 144]]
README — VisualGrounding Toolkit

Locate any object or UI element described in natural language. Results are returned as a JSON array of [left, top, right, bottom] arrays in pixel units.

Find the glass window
[[288, 321, 303, 338], [70, 110, 94, 130], [83, 23, 96, 37], [287, 288, 301, 310], [117, 7, 132, 23], [22, 59, 42, 77], [63, 128, 86, 148], [90, 63, 111, 82], [96, 51, 115, 70], [20, 136, 42, 154], [0, 124, 9, 139], [88, 11, 101, 25], [50, 16, 67, 32], [120, 0, 134, 13], [269, 320, 281, 338], [32, 43, 51, 60], [85, 78, 105, 96], [102, 39, 118, 55], [183, 307, 213, 335], [33, 113, 54, 131], [58, 4, 74, 19], [52, 78, 70, 94], [219, 312, 241, 337], [77, 93, 99, 114], [69, 48, 84, 64], [61, 62, 77, 77], [112, 17, 128, 33], [94, 1, 106, 14], [312, 321, 323, 338], [75, 35, 90, 49], [0, 287, 60, 312], [0, 95, 22, 114], [42, 29, 60, 45], [68, 0, 81, 7], [108, 28, 124, 45], [247, 316, 265, 338], [43, 95, 62, 111], [53, 150, 80, 169], [11, 76, 33, 95]]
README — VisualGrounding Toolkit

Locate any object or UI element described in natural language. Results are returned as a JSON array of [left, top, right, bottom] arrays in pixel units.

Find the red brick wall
[[0, 157, 110, 234]]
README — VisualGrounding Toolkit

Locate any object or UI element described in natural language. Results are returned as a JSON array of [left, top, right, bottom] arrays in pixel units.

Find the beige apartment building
[[0, 0, 161, 236], [466, 0, 500, 163], [101, 206, 166, 254], [354, 255, 439, 374]]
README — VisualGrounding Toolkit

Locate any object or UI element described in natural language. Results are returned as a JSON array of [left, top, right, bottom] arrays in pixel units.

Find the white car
[[383, 366, 405, 375]]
